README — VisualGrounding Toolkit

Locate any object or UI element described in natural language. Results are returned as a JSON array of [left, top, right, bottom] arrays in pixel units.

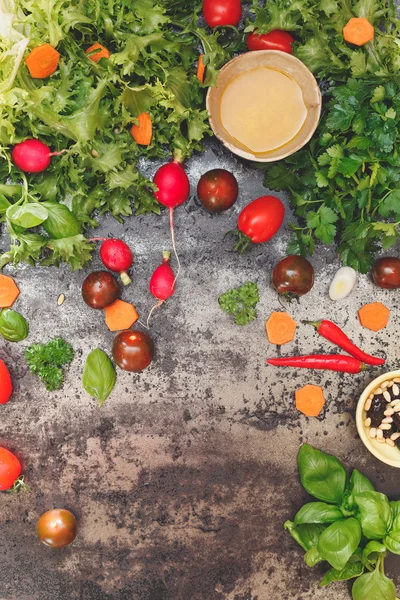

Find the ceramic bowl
[[206, 50, 322, 163], [356, 370, 400, 468]]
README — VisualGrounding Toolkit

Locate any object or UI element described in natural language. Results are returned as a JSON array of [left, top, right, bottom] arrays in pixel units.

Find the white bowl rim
[[356, 370, 400, 469]]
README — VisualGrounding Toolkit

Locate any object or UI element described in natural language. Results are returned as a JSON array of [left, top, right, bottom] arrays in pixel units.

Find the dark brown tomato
[[372, 257, 400, 289], [112, 330, 154, 372], [37, 509, 77, 548], [82, 271, 119, 309], [272, 255, 314, 298], [197, 169, 238, 213]]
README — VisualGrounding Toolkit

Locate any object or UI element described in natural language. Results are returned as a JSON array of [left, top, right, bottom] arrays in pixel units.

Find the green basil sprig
[[82, 349, 116, 407], [352, 562, 397, 600], [298, 444, 347, 505], [0, 308, 29, 341]]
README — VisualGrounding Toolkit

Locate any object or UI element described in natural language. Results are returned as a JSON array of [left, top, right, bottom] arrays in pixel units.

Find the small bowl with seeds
[[356, 371, 400, 468]]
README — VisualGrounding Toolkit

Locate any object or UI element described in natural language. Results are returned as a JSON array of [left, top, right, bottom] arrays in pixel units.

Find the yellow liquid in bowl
[[219, 66, 308, 154]]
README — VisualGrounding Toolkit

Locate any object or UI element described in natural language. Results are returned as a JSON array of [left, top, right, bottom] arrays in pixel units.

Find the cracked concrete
[[0, 141, 399, 600]]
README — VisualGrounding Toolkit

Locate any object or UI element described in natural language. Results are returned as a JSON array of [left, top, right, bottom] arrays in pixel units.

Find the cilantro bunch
[[25, 338, 74, 391], [219, 282, 260, 326], [0, 0, 232, 270]]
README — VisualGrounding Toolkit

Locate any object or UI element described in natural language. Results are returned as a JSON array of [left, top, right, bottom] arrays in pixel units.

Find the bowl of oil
[[206, 50, 322, 163]]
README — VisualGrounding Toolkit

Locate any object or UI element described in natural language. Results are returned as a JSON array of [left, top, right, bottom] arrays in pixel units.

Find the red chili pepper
[[0, 359, 12, 404], [304, 320, 385, 366], [267, 355, 366, 373], [246, 30, 295, 54]]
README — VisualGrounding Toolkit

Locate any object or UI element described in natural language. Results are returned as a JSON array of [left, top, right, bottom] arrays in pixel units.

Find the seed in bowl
[[364, 380, 400, 450]]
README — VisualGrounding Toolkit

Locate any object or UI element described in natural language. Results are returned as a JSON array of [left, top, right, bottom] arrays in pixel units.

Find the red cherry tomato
[[197, 169, 238, 213], [112, 330, 154, 372], [372, 257, 400, 289], [246, 30, 294, 54], [0, 359, 12, 404], [202, 0, 242, 28], [0, 447, 21, 491], [37, 509, 77, 548], [236, 195, 285, 250]]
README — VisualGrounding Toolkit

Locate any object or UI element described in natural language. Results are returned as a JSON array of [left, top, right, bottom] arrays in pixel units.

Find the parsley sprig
[[218, 282, 260, 326], [25, 338, 75, 391]]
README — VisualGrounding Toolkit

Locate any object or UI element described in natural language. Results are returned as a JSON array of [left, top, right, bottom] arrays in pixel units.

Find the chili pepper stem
[[302, 320, 322, 329]]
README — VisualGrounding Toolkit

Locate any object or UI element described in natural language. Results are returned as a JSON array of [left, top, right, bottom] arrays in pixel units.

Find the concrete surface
[[0, 141, 399, 600]]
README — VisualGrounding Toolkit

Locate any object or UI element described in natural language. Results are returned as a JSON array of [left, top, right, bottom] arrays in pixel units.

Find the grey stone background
[[1, 139, 399, 600]]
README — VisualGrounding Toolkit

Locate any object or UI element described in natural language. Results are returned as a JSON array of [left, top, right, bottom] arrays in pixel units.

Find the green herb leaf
[[384, 531, 400, 555], [41, 202, 82, 239], [218, 282, 260, 326], [7, 203, 49, 228], [318, 518, 362, 571], [298, 444, 347, 505], [25, 338, 74, 391], [321, 560, 364, 587], [362, 541, 387, 566], [284, 520, 327, 552], [351, 566, 396, 600], [82, 349, 116, 407], [355, 491, 392, 540], [294, 502, 344, 525], [0, 308, 29, 342]]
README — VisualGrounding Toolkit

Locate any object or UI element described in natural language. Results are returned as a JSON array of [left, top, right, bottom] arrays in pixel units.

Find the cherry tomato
[[272, 255, 314, 299], [246, 30, 294, 54], [235, 195, 285, 251], [202, 0, 242, 28], [82, 271, 119, 309], [112, 330, 154, 372], [37, 509, 77, 548], [0, 359, 12, 404], [0, 447, 21, 491], [372, 257, 400, 289], [197, 169, 238, 213]]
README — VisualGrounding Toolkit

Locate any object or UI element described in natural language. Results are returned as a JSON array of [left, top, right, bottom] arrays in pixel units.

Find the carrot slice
[[295, 384, 325, 417], [358, 302, 390, 332], [0, 274, 20, 308], [130, 112, 153, 146], [105, 299, 139, 332], [266, 311, 297, 345], [343, 18, 374, 46], [197, 54, 206, 84], [85, 43, 111, 63], [25, 44, 60, 79]]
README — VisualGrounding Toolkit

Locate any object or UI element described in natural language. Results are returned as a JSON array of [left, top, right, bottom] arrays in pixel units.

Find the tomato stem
[[7, 475, 28, 494]]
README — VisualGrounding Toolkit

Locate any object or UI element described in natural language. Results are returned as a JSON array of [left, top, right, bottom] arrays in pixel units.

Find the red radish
[[147, 251, 176, 325], [0, 359, 12, 405], [153, 157, 190, 286], [90, 238, 133, 285], [11, 139, 64, 173]]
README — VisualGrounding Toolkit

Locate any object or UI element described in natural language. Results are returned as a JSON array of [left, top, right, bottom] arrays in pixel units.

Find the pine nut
[[393, 384, 400, 396], [391, 432, 400, 441], [386, 438, 396, 447], [394, 404, 400, 413], [364, 417, 372, 427], [364, 397, 372, 411], [374, 387, 383, 395], [387, 381, 394, 388], [382, 381, 390, 389], [369, 428, 377, 439], [382, 417, 393, 424], [384, 408, 395, 416], [377, 429, 384, 439], [379, 423, 392, 430], [383, 390, 391, 402], [57, 293, 65, 306], [391, 400, 400, 408], [393, 378, 400, 383], [377, 437, 387, 444]]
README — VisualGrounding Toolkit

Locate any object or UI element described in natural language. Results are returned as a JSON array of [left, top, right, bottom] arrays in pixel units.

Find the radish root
[[146, 300, 164, 328], [170, 207, 181, 288]]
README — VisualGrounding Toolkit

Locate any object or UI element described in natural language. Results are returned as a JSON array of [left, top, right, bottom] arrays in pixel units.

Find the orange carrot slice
[[343, 18, 374, 46], [105, 299, 139, 332], [85, 43, 111, 63], [266, 311, 297, 345], [358, 302, 390, 332], [295, 384, 325, 417], [197, 54, 206, 84], [25, 44, 60, 79], [130, 112, 153, 146], [0, 274, 20, 308]]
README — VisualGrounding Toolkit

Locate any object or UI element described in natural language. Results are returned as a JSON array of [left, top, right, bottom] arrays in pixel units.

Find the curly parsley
[[218, 282, 260, 326], [25, 338, 75, 391]]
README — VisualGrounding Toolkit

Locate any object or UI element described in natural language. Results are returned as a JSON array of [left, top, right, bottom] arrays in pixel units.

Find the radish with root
[[11, 139, 64, 173], [89, 238, 133, 285], [147, 251, 176, 325], [153, 156, 190, 285]]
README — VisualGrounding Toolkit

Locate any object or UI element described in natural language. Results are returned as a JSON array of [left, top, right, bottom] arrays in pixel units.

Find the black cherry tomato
[[37, 509, 77, 548], [372, 257, 400, 289], [82, 271, 119, 309], [197, 169, 238, 213], [272, 255, 314, 300], [112, 330, 154, 372]]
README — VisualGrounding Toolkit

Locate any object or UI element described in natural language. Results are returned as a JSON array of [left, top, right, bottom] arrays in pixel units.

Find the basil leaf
[[0, 309, 29, 342], [321, 560, 364, 587], [41, 202, 81, 239], [351, 568, 396, 600], [305, 545, 323, 567], [294, 502, 344, 525], [7, 203, 48, 228], [390, 501, 400, 521], [284, 520, 327, 552], [362, 541, 387, 566], [355, 491, 392, 539], [345, 469, 375, 511], [298, 444, 347, 505], [318, 518, 361, 571], [384, 530, 400, 555], [82, 349, 116, 406]]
